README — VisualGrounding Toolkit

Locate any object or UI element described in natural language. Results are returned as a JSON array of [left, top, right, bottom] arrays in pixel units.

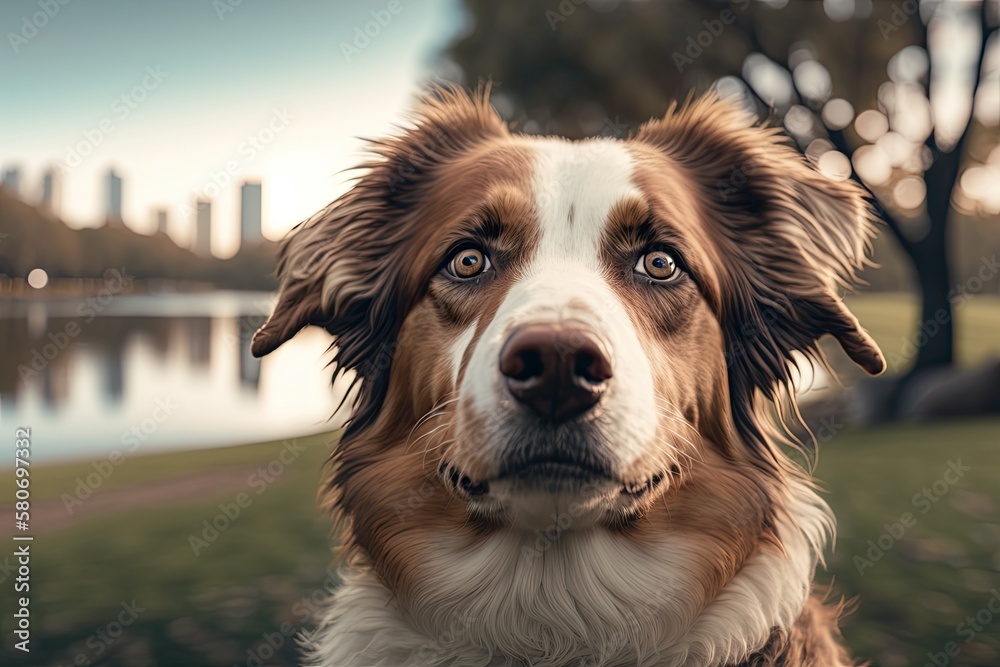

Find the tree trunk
[[908, 226, 954, 371], [906, 146, 962, 373]]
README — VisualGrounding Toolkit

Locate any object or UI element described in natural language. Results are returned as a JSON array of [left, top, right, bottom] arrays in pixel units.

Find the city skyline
[[0, 164, 272, 258], [0, 0, 461, 258]]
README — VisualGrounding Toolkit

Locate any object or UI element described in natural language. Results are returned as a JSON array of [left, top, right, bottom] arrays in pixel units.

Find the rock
[[898, 359, 1000, 420]]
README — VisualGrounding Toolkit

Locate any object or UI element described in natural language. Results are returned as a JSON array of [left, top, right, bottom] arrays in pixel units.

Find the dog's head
[[253, 86, 883, 540]]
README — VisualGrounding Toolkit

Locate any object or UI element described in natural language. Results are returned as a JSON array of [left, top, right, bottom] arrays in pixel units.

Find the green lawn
[[817, 419, 1000, 667], [2, 435, 337, 667], [4, 420, 999, 666], [19, 437, 335, 503]]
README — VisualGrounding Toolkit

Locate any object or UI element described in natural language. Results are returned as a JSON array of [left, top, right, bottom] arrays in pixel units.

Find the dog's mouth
[[618, 471, 666, 498], [439, 461, 490, 498], [439, 458, 667, 500]]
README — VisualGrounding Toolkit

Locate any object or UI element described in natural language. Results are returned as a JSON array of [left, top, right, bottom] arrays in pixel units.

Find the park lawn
[[845, 293, 1000, 374], [7, 419, 999, 666], [4, 434, 337, 667], [816, 418, 1000, 667], [12, 433, 339, 503]]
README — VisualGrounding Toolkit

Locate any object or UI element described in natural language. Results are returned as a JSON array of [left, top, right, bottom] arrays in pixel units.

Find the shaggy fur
[[252, 85, 884, 667]]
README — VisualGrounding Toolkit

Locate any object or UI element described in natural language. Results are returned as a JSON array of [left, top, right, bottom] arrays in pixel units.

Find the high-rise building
[[41, 167, 60, 215], [195, 199, 212, 257], [153, 208, 168, 234], [240, 181, 263, 248], [1, 166, 21, 195], [106, 168, 123, 225]]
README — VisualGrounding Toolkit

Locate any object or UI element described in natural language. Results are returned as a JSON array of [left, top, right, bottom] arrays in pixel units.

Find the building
[[41, 167, 60, 215], [240, 181, 263, 248], [1, 166, 21, 196], [106, 168, 123, 225], [153, 208, 168, 234], [194, 199, 212, 257]]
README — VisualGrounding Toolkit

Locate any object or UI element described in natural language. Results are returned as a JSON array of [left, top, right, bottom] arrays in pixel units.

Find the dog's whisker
[[421, 435, 457, 469], [404, 395, 460, 446]]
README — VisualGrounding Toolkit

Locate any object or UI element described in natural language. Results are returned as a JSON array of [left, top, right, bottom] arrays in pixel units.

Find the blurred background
[[1, 0, 998, 665]]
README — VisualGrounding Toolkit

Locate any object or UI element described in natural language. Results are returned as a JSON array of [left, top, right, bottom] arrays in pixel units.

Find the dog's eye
[[447, 247, 491, 279], [635, 250, 680, 282]]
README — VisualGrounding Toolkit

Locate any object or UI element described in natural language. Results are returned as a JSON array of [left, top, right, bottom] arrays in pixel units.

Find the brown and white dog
[[251, 86, 885, 667]]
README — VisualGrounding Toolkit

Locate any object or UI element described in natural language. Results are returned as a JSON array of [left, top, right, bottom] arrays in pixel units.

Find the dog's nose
[[499, 322, 613, 422]]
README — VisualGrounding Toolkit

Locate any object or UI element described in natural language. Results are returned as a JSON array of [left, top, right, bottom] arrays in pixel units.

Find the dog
[[251, 86, 885, 667]]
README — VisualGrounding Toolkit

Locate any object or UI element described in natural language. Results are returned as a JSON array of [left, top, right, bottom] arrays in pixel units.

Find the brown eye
[[635, 250, 680, 281], [448, 247, 491, 279]]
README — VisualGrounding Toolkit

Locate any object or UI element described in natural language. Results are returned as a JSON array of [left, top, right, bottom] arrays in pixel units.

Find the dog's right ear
[[251, 84, 506, 428]]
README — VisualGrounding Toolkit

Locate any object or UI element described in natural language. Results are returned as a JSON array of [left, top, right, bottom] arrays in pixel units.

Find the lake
[[0, 289, 838, 465], [0, 291, 349, 463]]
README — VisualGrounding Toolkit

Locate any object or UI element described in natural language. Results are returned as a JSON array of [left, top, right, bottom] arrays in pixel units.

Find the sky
[[1, 0, 465, 257]]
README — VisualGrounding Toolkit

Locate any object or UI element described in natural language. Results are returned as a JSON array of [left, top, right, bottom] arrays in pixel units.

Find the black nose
[[499, 322, 613, 422]]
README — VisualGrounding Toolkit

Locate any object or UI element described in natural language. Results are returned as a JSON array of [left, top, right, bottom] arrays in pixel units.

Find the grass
[[816, 419, 1000, 667], [2, 435, 336, 667], [4, 420, 999, 666], [16, 437, 334, 503]]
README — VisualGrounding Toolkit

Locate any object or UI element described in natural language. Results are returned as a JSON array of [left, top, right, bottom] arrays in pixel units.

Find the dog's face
[[413, 137, 731, 529], [252, 87, 884, 563]]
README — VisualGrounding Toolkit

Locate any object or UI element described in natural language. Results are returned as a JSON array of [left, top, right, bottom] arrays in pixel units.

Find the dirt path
[[3, 465, 258, 534]]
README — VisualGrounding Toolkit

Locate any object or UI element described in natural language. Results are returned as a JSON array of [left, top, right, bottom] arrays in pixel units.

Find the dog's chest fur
[[304, 481, 833, 667]]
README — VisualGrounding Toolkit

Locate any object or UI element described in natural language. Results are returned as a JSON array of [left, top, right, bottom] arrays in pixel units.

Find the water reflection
[[0, 292, 345, 462]]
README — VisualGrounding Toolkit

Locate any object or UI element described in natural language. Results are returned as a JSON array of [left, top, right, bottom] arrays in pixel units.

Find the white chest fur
[[303, 482, 832, 667]]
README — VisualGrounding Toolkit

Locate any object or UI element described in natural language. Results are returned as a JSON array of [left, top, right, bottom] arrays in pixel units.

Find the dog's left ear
[[635, 95, 885, 419], [251, 85, 507, 430]]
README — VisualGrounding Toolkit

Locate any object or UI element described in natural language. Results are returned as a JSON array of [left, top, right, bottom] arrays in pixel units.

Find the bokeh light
[[893, 177, 927, 209], [818, 150, 852, 181], [27, 267, 49, 289], [855, 109, 890, 143], [853, 144, 893, 186], [823, 98, 855, 130]]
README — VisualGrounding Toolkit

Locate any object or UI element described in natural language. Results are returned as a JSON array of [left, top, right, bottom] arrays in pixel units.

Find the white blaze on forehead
[[526, 137, 643, 268]]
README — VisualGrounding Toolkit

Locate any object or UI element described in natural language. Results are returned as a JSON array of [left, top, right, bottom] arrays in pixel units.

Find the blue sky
[[1, 0, 464, 255]]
